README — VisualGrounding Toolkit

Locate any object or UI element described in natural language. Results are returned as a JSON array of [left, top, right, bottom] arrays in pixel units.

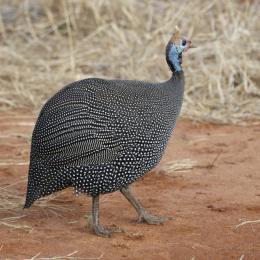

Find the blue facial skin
[[169, 42, 186, 72]]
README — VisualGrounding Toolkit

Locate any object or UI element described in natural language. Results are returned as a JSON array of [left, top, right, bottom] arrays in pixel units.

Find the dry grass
[[0, 215, 33, 232], [0, 178, 74, 214], [26, 251, 104, 260], [0, 181, 75, 231], [161, 158, 197, 176], [0, 0, 259, 124], [235, 219, 260, 230]]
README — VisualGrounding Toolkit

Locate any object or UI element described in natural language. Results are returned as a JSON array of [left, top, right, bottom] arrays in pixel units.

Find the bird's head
[[166, 26, 194, 73]]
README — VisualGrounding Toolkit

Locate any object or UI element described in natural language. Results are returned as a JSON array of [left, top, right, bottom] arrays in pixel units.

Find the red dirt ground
[[0, 111, 259, 260]]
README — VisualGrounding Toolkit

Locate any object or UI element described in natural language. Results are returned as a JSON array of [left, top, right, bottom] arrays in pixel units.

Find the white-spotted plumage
[[24, 43, 185, 209]]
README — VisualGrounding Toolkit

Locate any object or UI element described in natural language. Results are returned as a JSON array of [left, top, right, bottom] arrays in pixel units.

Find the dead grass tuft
[[25, 251, 104, 260], [235, 219, 260, 230], [0, 179, 74, 214], [0, 215, 33, 233], [0, 0, 259, 124], [161, 159, 197, 176]]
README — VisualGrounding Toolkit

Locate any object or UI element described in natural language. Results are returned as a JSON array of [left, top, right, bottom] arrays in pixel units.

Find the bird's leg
[[91, 195, 124, 237], [120, 186, 173, 225]]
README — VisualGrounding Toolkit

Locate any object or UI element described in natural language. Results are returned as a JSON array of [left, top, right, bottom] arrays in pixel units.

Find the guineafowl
[[24, 27, 194, 237]]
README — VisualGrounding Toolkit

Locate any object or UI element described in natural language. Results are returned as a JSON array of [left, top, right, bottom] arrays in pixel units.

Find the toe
[[138, 214, 174, 225], [93, 225, 125, 237]]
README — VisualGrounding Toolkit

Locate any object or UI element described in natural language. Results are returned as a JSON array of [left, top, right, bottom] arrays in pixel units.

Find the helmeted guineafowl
[[24, 27, 194, 237]]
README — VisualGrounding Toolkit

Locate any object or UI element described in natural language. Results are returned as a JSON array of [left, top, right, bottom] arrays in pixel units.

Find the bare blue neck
[[166, 41, 185, 73]]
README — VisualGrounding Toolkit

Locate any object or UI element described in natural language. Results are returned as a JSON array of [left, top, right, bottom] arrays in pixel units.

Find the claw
[[138, 213, 174, 225], [93, 225, 125, 238], [120, 187, 174, 226], [91, 195, 125, 237]]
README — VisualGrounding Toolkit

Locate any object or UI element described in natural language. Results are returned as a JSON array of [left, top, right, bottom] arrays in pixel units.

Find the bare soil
[[0, 111, 259, 260]]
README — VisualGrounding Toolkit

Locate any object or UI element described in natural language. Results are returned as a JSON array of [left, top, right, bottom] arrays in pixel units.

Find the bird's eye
[[182, 39, 187, 46]]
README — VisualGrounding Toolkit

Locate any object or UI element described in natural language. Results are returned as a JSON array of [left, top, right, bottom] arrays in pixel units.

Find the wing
[[31, 79, 125, 167]]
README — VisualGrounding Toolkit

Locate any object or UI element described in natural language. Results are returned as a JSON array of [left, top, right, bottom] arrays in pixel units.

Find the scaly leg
[[120, 186, 173, 224], [91, 195, 123, 237]]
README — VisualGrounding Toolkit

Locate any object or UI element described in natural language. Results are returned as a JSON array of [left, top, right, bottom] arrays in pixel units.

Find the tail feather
[[24, 161, 72, 208]]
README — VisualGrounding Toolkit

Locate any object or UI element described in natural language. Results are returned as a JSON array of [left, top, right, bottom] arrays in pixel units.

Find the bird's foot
[[138, 212, 174, 225], [92, 224, 125, 238]]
